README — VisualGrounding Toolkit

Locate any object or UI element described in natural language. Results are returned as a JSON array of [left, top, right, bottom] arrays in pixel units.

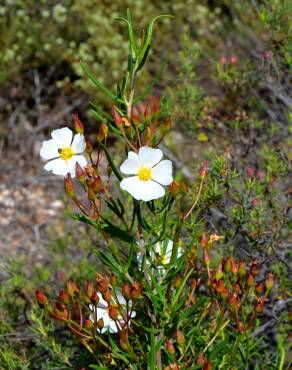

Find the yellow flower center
[[59, 147, 74, 161], [138, 167, 152, 181], [156, 254, 168, 265]]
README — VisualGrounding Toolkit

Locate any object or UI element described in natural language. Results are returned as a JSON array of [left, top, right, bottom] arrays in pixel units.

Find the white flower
[[89, 291, 136, 334], [137, 239, 182, 270], [120, 146, 173, 202], [40, 127, 87, 177]]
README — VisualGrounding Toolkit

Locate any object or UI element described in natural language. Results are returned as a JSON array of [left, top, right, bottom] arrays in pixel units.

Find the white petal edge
[[151, 160, 173, 185], [120, 177, 165, 201], [51, 127, 73, 148], [71, 133, 86, 154], [44, 158, 72, 177], [138, 146, 163, 168], [120, 151, 141, 175], [40, 139, 60, 160]]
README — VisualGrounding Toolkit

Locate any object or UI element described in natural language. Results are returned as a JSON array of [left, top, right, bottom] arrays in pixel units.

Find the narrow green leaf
[[171, 269, 193, 310], [100, 218, 134, 243], [81, 62, 118, 101], [101, 144, 123, 181], [136, 15, 173, 72]]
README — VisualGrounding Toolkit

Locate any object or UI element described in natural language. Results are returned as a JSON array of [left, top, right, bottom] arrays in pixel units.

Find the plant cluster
[[33, 11, 288, 369]]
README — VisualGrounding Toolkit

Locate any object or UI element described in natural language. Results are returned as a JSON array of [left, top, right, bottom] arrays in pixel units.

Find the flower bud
[[250, 261, 260, 277], [103, 290, 111, 304], [173, 275, 183, 289], [91, 291, 100, 304], [197, 353, 206, 365], [215, 280, 225, 294], [92, 176, 104, 194], [122, 282, 131, 301], [97, 317, 104, 331], [230, 55, 238, 65], [96, 274, 109, 293], [119, 332, 131, 351], [112, 106, 123, 128], [76, 162, 86, 184], [255, 282, 264, 294], [58, 289, 69, 304], [110, 274, 117, 287], [238, 261, 247, 276], [131, 106, 140, 123], [86, 282, 94, 299], [109, 305, 119, 320], [215, 261, 223, 280], [224, 257, 232, 273], [87, 186, 96, 201], [130, 282, 142, 299], [254, 297, 264, 313], [220, 287, 229, 299], [200, 160, 207, 179], [204, 361, 212, 370], [233, 281, 241, 294], [85, 140, 93, 155], [64, 174, 75, 198], [97, 122, 109, 143], [265, 272, 274, 291], [220, 55, 227, 65], [203, 248, 210, 266], [246, 273, 254, 288], [228, 293, 240, 311], [72, 112, 84, 135], [165, 340, 175, 355], [144, 100, 152, 122], [35, 289, 48, 307], [231, 259, 239, 276], [200, 232, 207, 248], [153, 96, 160, 116], [67, 281, 79, 298], [84, 319, 93, 329], [176, 329, 185, 347]]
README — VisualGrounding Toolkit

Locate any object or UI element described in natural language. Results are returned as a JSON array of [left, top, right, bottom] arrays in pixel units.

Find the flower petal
[[40, 139, 60, 160], [66, 155, 87, 177], [121, 176, 165, 201], [138, 146, 163, 168], [71, 133, 86, 154], [152, 160, 173, 185], [120, 151, 141, 175], [164, 239, 174, 256], [44, 158, 72, 177], [51, 127, 73, 148]]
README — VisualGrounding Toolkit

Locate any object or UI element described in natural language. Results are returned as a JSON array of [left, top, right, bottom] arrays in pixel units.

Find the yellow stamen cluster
[[138, 167, 152, 181], [60, 147, 74, 161]]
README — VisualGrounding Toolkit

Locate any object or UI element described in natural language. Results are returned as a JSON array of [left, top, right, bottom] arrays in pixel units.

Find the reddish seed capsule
[[165, 340, 175, 355], [35, 289, 48, 307], [246, 274, 254, 288], [72, 112, 84, 135], [265, 272, 274, 291], [230, 55, 238, 65], [84, 319, 93, 329], [109, 306, 119, 320], [122, 282, 131, 301], [224, 257, 232, 273], [76, 162, 85, 184], [255, 282, 264, 294], [112, 106, 123, 128], [64, 173, 75, 198], [58, 289, 69, 304], [176, 329, 185, 346]]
